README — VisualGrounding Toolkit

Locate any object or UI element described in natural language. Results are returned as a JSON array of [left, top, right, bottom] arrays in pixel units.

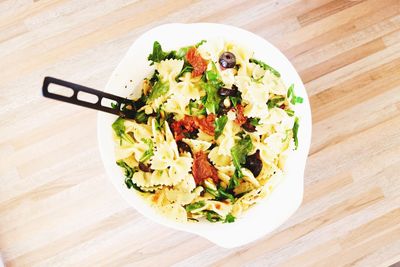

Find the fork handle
[[42, 76, 134, 118]]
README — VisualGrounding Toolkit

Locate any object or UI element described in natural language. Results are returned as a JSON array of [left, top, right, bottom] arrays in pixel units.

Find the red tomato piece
[[186, 47, 208, 77], [170, 115, 197, 141], [234, 104, 247, 125], [171, 114, 216, 141], [192, 151, 219, 185], [194, 114, 216, 136]]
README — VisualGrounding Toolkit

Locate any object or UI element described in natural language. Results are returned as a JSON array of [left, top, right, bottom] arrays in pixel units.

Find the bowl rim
[[97, 22, 312, 248]]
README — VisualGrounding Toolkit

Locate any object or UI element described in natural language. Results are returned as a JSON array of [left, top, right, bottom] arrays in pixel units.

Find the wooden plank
[[213, 188, 384, 266], [281, 208, 400, 267], [297, 0, 366, 27], [285, 3, 400, 59], [299, 37, 385, 83], [303, 173, 353, 204], [310, 57, 400, 123]]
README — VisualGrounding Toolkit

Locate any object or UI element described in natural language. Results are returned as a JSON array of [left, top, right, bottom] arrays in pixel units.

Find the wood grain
[[0, 0, 399, 266]]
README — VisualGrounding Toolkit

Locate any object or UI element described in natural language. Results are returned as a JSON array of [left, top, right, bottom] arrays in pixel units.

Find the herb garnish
[[185, 201, 206, 212], [147, 41, 177, 65], [231, 134, 254, 178], [139, 138, 154, 162], [116, 160, 144, 192], [214, 115, 228, 139], [287, 84, 303, 105], [293, 117, 300, 150], [249, 58, 280, 77], [112, 118, 134, 145], [147, 80, 169, 102], [224, 213, 236, 223]]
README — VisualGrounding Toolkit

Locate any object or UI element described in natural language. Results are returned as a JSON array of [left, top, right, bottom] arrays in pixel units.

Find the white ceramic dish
[[97, 23, 312, 248]]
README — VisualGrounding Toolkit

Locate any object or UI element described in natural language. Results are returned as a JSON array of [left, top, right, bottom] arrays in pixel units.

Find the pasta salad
[[112, 39, 303, 223]]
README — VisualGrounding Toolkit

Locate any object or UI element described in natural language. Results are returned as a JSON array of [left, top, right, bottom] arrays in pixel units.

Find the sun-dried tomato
[[171, 114, 216, 140], [186, 47, 207, 77], [194, 114, 216, 136], [192, 151, 219, 185], [170, 115, 197, 141], [234, 104, 247, 125]]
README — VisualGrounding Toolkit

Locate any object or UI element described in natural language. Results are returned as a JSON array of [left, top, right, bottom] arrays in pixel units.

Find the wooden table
[[1, 0, 400, 266]]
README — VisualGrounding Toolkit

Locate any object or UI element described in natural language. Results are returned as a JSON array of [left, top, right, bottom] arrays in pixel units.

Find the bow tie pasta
[[112, 39, 303, 223]]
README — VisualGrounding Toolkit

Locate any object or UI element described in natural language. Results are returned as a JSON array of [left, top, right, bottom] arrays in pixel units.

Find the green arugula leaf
[[205, 184, 235, 202], [214, 115, 228, 140], [147, 80, 169, 102], [116, 160, 135, 178], [229, 95, 241, 107], [224, 213, 236, 223], [133, 110, 149, 124], [188, 100, 206, 116], [125, 177, 146, 192], [267, 96, 285, 109], [112, 117, 134, 145], [227, 172, 240, 191], [176, 64, 193, 81], [249, 117, 261, 126], [249, 58, 280, 77], [116, 160, 145, 192], [174, 40, 206, 60], [112, 117, 125, 138], [293, 117, 300, 150], [282, 129, 292, 143], [285, 109, 295, 117], [176, 46, 190, 59], [140, 138, 154, 162], [188, 100, 207, 116], [147, 41, 177, 65], [201, 82, 220, 114], [205, 211, 223, 222], [149, 70, 159, 85], [205, 62, 221, 84], [231, 135, 253, 178], [195, 40, 207, 47], [205, 186, 219, 198], [217, 187, 235, 202], [185, 201, 206, 212], [287, 84, 303, 105]]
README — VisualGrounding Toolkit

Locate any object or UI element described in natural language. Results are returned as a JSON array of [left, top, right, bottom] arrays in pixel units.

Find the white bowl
[[97, 23, 312, 248]]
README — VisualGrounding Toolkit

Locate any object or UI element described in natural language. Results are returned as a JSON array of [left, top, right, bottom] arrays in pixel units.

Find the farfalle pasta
[[112, 39, 303, 223]]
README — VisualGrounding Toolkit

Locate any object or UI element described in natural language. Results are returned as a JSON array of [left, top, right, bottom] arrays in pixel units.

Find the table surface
[[1, 0, 400, 266]]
